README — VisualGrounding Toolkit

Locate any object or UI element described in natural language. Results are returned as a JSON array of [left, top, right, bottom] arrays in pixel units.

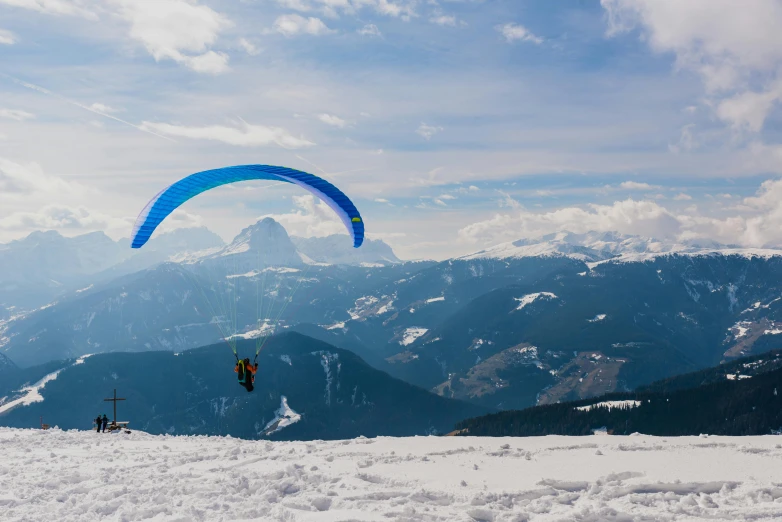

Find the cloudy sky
[[2, 0, 782, 260]]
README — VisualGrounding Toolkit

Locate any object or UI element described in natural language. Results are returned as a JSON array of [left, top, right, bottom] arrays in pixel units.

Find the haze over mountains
[[4, 220, 782, 439], [0, 218, 400, 313]]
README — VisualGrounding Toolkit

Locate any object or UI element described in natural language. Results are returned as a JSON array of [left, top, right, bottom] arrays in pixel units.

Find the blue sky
[[2, 0, 782, 259]]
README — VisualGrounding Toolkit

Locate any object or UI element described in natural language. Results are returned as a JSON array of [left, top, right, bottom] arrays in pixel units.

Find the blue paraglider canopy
[[131, 164, 364, 249]]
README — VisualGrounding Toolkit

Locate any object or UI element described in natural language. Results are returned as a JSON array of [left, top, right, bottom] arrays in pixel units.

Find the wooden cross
[[103, 389, 126, 425]]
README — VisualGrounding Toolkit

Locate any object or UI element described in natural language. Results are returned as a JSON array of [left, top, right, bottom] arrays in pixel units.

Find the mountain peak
[[232, 218, 291, 248], [13, 229, 65, 246], [459, 230, 741, 262], [292, 234, 402, 266], [207, 218, 303, 266]]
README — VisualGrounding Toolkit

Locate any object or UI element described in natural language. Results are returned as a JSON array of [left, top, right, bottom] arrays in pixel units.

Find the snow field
[[1, 428, 782, 521]]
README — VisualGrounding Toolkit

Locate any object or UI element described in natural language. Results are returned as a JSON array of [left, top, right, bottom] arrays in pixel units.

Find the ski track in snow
[[1, 430, 782, 521]]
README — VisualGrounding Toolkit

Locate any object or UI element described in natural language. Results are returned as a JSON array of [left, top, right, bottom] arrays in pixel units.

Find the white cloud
[[496, 23, 542, 44], [716, 87, 782, 132], [0, 156, 88, 198], [0, 0, 231, 73], [0, 204, 127, 234], [459, 199, 682, 246], [139, 120, 314, 149], [318, 113, 347, 128], [497, 190, 521, 210], [459, 178, 782, 250], [669, 124, 698, 154], [184, 50, 230, 74], [601, 0, 782, 134], [358, 24, 381, 37], [155, 208, 204, 233], [275, 0, 416, 20], [0, 108, 34, 121], [262, 194, 344, 238], [416, 122, 443, 140], [619, 181, 656, 190], [374, 198, 390, 203], [430, 15, 457, 27], [273, 14, 335, 37], [0, 0, 98, 19], [87, 103, 120, 114], [111, 0, 232, 74], [238, 37, 261, 56], [275, 0, 312, 11], [0, 29, 17, 45]]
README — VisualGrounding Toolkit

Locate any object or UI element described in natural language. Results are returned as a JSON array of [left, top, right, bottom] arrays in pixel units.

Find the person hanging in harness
[[234, 357, 258, 392]]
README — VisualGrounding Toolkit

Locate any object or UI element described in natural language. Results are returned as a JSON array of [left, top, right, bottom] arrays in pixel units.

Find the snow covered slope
[[0, 354, 91, 415], [292, 235, 400, 266], [2, 428, 781, 521], [459, 230, 772, 263]]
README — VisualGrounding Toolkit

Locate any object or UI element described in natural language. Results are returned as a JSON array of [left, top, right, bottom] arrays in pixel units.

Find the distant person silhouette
[[101, 414, 108, 433], [95, 415, 102, 434]]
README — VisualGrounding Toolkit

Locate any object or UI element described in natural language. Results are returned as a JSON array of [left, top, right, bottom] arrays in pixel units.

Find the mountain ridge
[[0, 332, 489, 440], [454, 350, 782, 437]]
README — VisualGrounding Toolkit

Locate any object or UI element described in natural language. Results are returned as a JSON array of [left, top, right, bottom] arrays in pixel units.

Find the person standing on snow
[[95, 415, 102, 433], [101, 414, 109, 433]]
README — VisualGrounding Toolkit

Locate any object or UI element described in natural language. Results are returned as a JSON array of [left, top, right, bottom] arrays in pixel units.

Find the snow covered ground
[[2, 429, 782, 521]]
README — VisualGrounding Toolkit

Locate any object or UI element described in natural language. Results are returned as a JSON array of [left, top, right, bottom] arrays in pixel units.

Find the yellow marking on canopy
[[352, 217, 362, 223]]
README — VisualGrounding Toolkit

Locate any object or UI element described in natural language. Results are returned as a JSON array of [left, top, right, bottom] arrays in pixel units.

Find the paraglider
[[130, 164, 365, 392], [130, 164, 364, 250]]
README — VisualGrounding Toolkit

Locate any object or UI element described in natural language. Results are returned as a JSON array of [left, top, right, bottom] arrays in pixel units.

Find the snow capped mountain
[[200, 217, 304, 268], [459, 230, 760, 263], [7, 224, 782, 417], [135, 226, 224, 259], [292, 235, 400, 266], [0, 228, 225, 311], [0, 230, 129, 310]]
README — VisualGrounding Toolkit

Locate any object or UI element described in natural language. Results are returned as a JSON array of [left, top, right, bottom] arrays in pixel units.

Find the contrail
[[1, 74, 176, 142], [295, 154, 329, 176]]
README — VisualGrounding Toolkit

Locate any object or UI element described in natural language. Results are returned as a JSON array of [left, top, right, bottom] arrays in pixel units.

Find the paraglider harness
[[235, 355, 258, 392]]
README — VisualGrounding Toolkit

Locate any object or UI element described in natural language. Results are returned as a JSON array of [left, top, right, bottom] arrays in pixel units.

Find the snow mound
[[0, 429, 779, 521], [514, 292, 557, 310], [262, 396, 301, 435], [399, 327, 428, 346]]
